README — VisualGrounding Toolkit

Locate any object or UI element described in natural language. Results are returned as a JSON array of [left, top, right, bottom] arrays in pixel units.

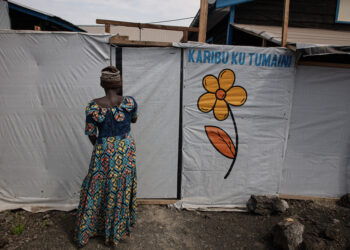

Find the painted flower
[[197, 69, 247, 121]]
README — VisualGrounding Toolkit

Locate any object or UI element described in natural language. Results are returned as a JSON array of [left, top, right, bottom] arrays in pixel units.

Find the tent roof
[[233, 23, 350, 47], [7, 0, 85, 32]]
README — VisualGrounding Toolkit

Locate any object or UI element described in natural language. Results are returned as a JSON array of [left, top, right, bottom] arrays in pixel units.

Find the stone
[[0, 238, 9, 248], [273, 218, 304, 250], [45, 219, 54, 227], [247, 195, 289, 215], [332, 219, 340, 224], [339, 193, 350, 208], [302, 237, 327, 250], [323, 226, 340, 241]]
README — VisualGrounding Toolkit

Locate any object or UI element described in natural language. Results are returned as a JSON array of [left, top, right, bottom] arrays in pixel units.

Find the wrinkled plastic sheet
[[0, 31, 181, 212], [280, 66, 350, 197], [122, 47, 180, 198], [0, 0, 10, 29], [0, 31, 111, 212]]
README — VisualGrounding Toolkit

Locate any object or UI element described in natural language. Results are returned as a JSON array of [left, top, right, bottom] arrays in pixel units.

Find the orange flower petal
[[202, 75, 219, 93], [198, 93, 216, 113], [214, 100, 229, 121], [218, 69, 235, 91], [225, 86, 247, 106]]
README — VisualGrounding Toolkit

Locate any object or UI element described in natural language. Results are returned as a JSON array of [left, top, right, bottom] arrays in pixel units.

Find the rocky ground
[[0, 199, 349, 250]]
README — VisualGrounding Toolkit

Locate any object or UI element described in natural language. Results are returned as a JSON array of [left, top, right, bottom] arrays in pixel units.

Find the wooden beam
[[105, 24, 110, 33], [198, 0, 209, 42], [298, 61, 350, 69], [281, 0, 290, 47], [97, 19, 199, 32], [137, 199, 177, 205], [109, 36, 172, 47], [262, 38, 267, 47], [279, 194, 339, 202]]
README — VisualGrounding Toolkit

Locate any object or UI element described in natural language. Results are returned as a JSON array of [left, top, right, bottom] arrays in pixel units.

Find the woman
[[74, 66, 137, 247]]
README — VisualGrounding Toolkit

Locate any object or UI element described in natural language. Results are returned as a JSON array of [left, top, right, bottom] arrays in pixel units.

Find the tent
[[0, 30, 349, 211]]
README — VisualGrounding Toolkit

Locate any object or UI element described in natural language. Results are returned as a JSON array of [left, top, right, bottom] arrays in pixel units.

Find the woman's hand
[[88, 135, 97, 146], [131, 115, 137, 123]]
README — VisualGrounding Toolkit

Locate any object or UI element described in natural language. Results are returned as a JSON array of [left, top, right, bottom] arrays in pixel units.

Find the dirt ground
[[0, 200, 350, 250]]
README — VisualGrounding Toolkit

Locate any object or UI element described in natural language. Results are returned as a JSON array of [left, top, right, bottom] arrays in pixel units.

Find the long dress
[[74, 96, 137, 247]]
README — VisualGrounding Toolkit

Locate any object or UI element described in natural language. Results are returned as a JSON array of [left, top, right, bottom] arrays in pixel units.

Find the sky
[[12, 0, 200, 26]]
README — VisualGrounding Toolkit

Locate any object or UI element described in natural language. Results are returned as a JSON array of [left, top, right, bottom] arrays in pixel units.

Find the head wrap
[[100, 66, 122, 89]]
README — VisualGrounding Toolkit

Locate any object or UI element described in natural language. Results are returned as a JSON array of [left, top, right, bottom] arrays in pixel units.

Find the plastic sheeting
[[0, 32, 181, 211], [178, 44, 296, 209], [280, 66, 350, 197], [0, 0, 10, 29], [122, 47, 180, 198], [0, 31, 111, 211]]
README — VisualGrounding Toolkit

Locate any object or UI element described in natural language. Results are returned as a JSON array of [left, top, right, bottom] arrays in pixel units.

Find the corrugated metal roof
[[233, 24, 350, 46]]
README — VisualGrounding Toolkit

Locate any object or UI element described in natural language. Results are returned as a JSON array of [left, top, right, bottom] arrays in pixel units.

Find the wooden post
[[183, 30, 188, 42], [198, 0, 208, 42], [281, 0, 290, 47], [105, 24, 111, 33]]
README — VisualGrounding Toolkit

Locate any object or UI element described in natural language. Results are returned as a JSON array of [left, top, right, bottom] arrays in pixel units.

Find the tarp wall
[[280, 66, 350, 197], [0, 32, 110, 211], [0, 0, 10, 29], [122, 47, 180, 198], [0, 32, 180, 211], [178, 44, 296, 208]]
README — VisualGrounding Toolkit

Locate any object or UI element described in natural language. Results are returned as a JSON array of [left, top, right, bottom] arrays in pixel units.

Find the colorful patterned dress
[[74, 96, 137, 247]]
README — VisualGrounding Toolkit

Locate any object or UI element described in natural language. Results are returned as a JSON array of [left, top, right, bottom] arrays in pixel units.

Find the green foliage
[[11, 214, 25, 235]]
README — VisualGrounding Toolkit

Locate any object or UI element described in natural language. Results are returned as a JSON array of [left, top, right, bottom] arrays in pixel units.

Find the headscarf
[[100, 66, 122, 89]]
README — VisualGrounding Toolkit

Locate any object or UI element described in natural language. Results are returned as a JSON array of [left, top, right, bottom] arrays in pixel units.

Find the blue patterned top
[[85, 96, 137, 144]]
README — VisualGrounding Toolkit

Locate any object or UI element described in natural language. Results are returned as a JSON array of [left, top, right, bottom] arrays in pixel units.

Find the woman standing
[[74, 66, 138, 247]]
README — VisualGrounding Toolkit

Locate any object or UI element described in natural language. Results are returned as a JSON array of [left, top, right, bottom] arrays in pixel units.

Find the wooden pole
[[183, 30, 188, 42], [198, 0, 208, 42], [281, 0, 290, 47], [105, 24, 111, 33]]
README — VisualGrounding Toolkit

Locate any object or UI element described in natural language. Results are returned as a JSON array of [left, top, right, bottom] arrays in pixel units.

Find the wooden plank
[[279, 194, 339, 201], [281, 0, 290, 47], [198, 0, 208, 42], [109, 36, 172, 47], [112, 35, 129, 40], [298, 61, 350, 69], [183, 30, 188, 42], [137, 199, 177, 205], [105, 24, 110, 33], [97, 19, 199, 32]]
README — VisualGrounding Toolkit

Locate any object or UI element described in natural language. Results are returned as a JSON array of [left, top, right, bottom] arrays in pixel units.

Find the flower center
[[216, 89, 226, 100]]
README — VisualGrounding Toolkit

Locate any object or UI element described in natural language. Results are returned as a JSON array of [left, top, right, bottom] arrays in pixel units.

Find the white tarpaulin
[[122, 47, 180, 198], [0, 0, 10, 29], [280, 66, 350, 197], [178, 44, 296, 208], [0, 32, 180, 212], [0, 31, 111, 211]]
